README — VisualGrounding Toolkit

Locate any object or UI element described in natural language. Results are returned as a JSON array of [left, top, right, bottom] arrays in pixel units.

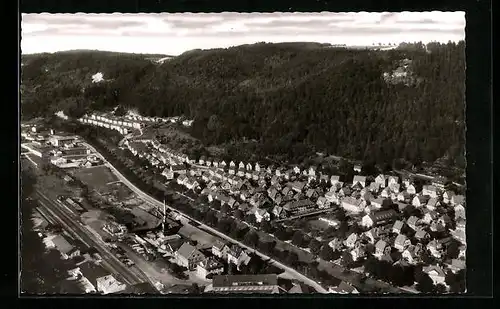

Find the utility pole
[[162, 199, 167, 234]]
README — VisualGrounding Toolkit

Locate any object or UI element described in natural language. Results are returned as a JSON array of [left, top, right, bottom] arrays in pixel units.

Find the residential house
[[255, 209, 271, 223], [275, 168, 284, 177], [238, 162, 245, 169], [281, 186, 293, 197], [412, 195, 430, 208], [395, 202, 409, 212], [197, 258, 224, 279], [370, 197, 391, 209], [305, 188, 319, 199], [350, 246, 366, 262], [212, 160, 219, 168], [374, 239, 390, 258], [451, 195, 465, 206], [369, 182, 381, 194], [392, 220, 404, 234], [406, 184, 420, 195], [344, 233, 359, 249], [402, 244, 422, 264], [220, 160, 227, 168], [423, 265, 446, 286], [177, 174, 189, 186], [450, 219, 466, 244], [329, 281, 359, 294], [227, 245, 251, 270], [364, 227, 387, 244], [254, 163, 261, 172], [331, 181, 344, 192], [316, 196, 331, 209], [272, 206, 285, 219], [290, 181, 307, 193], [353, 165, 362, 173], [170, 165, 187, 175], [293, 166, 301, 174], [341, 197, 364, 213], [380, 187, 392, 198], [454, 203, 466, 220], [361, 209, 398, 228], [330, 175, 340, 186], [325, 191, 340, 205], [422, 185, 439, 198], [270, 175, 280, 187], [308, 166, 317, 178], [394, 234, 410, 252], [96, 275, 127, 294], [443, 191, 456, 204], [319, 173, 330, 184], [228, 167, 236, 175], [175, 243, 206, 270], [198, 156, 206, 165], [422, 210, 438, 224], [338, 187, 352, 197], [430, 220, 446, 233], [375, 174, 389, 187], [446, 259, 466, 274], [427, 238, 452, 259], [388, 176, 400, 187], [282, 199, 316, 215], [328, 238, 343, 251], [397, 191, 411, 203], [352, 175, 367, 188], [407, 216, 421, 231], [402, 175, 413, 188], [237, 167, 246, 177], [414, 228, 430, 241]]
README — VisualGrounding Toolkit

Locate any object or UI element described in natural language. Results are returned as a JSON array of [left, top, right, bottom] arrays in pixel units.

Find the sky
[[21, 12, 465, 55]]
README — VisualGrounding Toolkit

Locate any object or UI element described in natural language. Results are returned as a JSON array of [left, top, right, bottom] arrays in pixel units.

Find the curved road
[[81, 142, 329, 293]]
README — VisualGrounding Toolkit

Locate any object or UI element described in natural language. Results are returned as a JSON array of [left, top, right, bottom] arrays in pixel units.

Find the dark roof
[[78, 261, 110, 287], [212, 274, 278, 288], [369, 209, 398, 222], [120, 282, 158, 294]]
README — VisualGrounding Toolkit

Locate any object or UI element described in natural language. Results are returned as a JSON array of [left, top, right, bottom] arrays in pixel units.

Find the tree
[[319, 245, 335, 261], [341, 251, 354, 268], [416, 273, 435, 293], [445, 240, 460, 260], [308, 239, 322, 255], [260, 220, 274, 233], [292, 231, 306, 248], [285, 251, 299, 267], [435, 283, 447, 293], [243, 231, 259, 248], [234, 209, 244, 220], [221, 204, 230, 214]]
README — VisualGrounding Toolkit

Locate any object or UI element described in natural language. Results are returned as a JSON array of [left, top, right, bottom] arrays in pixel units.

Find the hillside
[[20, 42, 466, 169]]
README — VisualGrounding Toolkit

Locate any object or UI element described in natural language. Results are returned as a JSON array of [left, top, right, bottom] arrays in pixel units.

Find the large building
[[205, 274, 281, 294]]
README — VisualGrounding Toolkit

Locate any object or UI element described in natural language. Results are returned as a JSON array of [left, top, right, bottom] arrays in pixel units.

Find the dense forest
[[21, 41, 465, 168]]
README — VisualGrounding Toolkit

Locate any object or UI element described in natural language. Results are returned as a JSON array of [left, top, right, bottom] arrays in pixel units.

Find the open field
[[70, 165, 118, 193], [104, 181, 136, 201]]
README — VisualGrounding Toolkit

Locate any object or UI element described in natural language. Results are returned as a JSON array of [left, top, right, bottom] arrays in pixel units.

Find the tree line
[[23, 41, 465, 169]]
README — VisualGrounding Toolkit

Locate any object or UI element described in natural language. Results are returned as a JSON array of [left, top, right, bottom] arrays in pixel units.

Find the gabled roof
[[353, 175, 366, 183], [176, 243, 200, 260], [375, 239, 388, 251], [393, 220, 404, 231], [369, 209, 398, 223], [407, 216, 420, 226], [49, 235, 74, 254], [423, 265, 446, 277], [394, 234, 407, 246]]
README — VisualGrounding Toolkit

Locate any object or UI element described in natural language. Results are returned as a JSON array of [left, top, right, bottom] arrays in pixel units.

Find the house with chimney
[[227, 245, 251, 270], [175, 243, 206, 270]]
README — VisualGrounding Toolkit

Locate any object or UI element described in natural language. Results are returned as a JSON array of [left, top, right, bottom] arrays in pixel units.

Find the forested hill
[[21, 41, 465, 168]]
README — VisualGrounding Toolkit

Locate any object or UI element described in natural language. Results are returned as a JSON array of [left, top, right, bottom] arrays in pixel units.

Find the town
[[20, 110, 467, 294]]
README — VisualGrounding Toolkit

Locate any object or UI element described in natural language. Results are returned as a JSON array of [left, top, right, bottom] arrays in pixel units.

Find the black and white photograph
[[20, 11, 466, 295]]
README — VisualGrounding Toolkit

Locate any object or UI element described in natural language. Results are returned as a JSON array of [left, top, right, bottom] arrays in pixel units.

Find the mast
[[162, 199, 166, 233]]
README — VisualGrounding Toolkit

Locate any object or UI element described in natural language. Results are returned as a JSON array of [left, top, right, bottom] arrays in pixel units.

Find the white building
[[96, 275, 126, 294]]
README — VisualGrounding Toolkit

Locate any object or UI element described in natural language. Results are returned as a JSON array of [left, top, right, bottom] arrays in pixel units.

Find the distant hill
[[20, 41, 465, 168]]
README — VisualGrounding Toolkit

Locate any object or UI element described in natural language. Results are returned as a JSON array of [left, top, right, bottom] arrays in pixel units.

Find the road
[[81, 142, 329, 293], [34, 189, 149, 287]]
